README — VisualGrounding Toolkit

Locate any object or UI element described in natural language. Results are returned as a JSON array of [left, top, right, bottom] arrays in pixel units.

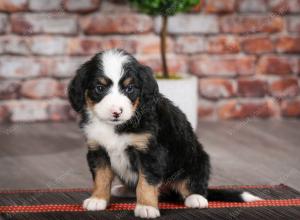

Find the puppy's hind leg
[[182, 149, 210, 208], [173, 179, 209, 209], [185, 194, 209, 208]]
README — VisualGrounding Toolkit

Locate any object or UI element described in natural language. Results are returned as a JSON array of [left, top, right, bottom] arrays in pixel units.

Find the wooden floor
[[0, 120, 299, 191]]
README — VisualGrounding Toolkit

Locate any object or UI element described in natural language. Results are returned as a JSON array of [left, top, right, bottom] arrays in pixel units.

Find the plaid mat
[[1, 184, 300, 220]]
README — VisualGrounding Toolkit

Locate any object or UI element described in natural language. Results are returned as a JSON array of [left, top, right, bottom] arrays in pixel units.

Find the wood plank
[[0, 121, 299, 191]]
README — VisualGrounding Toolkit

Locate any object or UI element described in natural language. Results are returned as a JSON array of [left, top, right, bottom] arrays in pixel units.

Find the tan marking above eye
[[123, 77, 133, 87], [98, 77, 108, 85]]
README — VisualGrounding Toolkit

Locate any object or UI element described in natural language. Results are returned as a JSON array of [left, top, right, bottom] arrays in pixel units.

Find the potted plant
[[129, 0, 200, 129]]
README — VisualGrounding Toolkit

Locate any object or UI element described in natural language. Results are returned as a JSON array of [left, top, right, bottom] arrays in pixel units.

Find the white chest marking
[[83, 118, 138, 185]]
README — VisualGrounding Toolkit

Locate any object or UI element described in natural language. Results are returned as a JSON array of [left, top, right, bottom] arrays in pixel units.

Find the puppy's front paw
[[83, 197, 107, 211], [134, 204, 160, 218], [185, 194, 208, 208]]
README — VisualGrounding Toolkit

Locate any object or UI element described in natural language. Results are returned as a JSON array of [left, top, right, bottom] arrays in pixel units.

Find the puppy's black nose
[[112, 112, 120, 118], [112, 108, 123, 118]]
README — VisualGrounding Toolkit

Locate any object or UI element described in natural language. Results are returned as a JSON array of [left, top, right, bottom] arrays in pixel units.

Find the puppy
[[68, 49, 261, 218]]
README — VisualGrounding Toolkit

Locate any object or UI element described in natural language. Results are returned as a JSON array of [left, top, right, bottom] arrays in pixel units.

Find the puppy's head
[[68, 49, 158, 125]]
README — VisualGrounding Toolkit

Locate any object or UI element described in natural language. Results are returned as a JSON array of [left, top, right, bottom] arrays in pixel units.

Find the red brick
[[238, 79, 267, 97], [199, 78, 236, 100], [269, 0, 300, 14], [0, 56, 48, 79], [51, 57, 87, 78], [30, 36, 67, 55], [104, 37, 136, 53], [281, 99, 300, 117], [100, 0, 132, 13], [0, 80, 21, 99], [198, 100, 215, 119], [0, 36, 30, 55], [176, 36, 205, 54], [218, 99, 278, 119], [287, 16, 300, 33], [0, 14, 7, 34], [67, 37, 136, 55], [57, 79, 70, 98], [135, 35, 173, 54], [0, 104, 10, 122], [80, 14, 152, 34], [67, 37, 102, 55], [6, 100, 48, 122], [47, 99, 73, 121], [269, 78, 299, 98], [63, 0, 99, 13], [241, 36, 273, 54], [21, 78, 61, 99], [190, 55, 255, 77], [238, 0, 268, 12], [137, 55, 188, 75], [205, 0, 235, 13], [220, 15, 284, 34], [206, 35, 240, 54], [29, 0, 62, 11], [257, 55, 297, 75], [11, 14, 77, 35], [0, 0, 27, 12], [275, 36, 300, 53], [7, 36, 30, 55], [155, 15, 219, 34]]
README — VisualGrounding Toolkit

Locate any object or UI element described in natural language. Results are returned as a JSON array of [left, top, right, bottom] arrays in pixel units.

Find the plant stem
[[160, 15, 169, 78]]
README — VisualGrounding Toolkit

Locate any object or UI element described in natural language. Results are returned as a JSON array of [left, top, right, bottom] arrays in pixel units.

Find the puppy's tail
[[207, 189, 263, 202]]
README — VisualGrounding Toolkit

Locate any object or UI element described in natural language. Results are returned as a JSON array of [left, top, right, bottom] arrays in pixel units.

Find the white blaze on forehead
[[101, 50, 129, 84]]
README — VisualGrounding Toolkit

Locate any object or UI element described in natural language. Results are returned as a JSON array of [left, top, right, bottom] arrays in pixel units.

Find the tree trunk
[[160, 15, 169, 78]]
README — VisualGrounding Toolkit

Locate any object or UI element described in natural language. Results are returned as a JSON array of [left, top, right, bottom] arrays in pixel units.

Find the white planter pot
[[157, 75, 198, 130]]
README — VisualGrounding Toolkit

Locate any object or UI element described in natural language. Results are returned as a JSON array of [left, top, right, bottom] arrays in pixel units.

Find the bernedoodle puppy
[[68, 49, 261, 218]]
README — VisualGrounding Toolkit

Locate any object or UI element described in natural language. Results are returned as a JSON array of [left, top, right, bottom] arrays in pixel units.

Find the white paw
[[185, 194, 208, 208], [134, 204, 160, 218], [111, 184, 135, 198], [83, 197, 107, 211]]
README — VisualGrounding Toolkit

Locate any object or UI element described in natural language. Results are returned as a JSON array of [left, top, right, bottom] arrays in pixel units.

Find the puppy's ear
[[137, 64, 159, 103], [68, 61, 91, 113]]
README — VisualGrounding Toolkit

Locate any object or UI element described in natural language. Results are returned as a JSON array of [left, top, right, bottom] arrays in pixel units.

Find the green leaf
[[129, 0, 201, 16]]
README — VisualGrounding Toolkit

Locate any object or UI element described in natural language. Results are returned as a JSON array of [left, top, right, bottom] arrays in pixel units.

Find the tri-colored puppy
[[68, 49, 261, 218]]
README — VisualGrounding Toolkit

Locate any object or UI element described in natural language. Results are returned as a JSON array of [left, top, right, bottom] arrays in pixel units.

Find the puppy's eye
[[95, 85, 105, 94], [125, 84, 134, 94]]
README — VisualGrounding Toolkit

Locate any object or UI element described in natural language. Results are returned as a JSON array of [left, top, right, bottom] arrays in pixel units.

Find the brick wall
[[0, 0, 300, 122]]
